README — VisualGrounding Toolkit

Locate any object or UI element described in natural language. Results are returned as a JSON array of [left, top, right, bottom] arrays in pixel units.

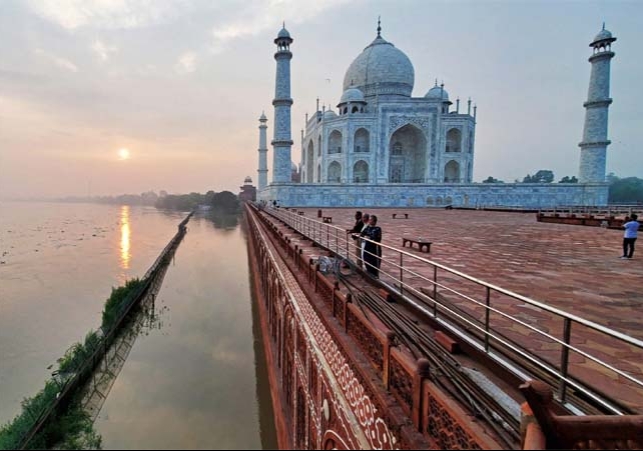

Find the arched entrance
[[388, 124, 427, 183]]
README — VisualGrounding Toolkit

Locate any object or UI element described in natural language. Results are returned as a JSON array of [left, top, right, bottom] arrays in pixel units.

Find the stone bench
[[402, 237, 431, 253], [392, 213, 409, 219], [322, 216, 332, 223]]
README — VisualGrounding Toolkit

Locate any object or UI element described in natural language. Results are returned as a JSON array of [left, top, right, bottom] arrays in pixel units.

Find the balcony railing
[[264, 205, 643, 416]]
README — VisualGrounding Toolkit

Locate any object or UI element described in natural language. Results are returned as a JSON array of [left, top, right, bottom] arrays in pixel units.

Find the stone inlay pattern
[[254, 213, 400, 449]]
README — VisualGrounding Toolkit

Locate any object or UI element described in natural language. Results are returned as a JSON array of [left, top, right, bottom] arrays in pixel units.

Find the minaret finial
[[602, 22, 605, 30], [377, 16, 381, 37]]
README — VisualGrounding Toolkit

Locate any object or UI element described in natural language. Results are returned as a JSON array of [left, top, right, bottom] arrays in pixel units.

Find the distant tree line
[[481, 171, 643, 203], [57, 189, 241, 212], [154, 190, 240, 213]]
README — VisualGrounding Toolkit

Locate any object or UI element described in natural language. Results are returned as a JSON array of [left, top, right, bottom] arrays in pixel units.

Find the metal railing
[[264, 205, 643, 415], [538, 205, 641, 217]]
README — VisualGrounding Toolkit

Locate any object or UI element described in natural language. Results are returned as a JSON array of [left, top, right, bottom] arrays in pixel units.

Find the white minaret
[[257, 112, 268, 190], [579, 25, 616, 183], [271, 24, 294, 183]]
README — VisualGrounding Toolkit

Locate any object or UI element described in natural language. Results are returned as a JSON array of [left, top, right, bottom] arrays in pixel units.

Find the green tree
[[523, 170, 554, 183], [559, 175, 578, 183], [211, 191, 240, 213], [609, 177, 643, 203], [482, 176, 503, 183]]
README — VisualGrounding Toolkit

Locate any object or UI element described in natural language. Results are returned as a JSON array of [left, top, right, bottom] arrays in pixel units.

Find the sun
[[118, 148, 130, 160]]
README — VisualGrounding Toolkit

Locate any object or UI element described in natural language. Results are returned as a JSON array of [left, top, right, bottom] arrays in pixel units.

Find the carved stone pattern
[[298, 326, 308, 364], [389, 358, 413, 412], [426, 394, 481, 450], [346, 308, 383, 371], [295, 351, 321, 449], [388, 115, 430, 134], [254, 213, 400, 449], [335, 298, 346, 328]]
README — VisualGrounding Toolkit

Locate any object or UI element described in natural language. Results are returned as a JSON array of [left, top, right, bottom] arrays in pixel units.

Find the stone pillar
[[272, 25, 294, 184], [258, 112, 268, 190], [579, 26, 616, 184]]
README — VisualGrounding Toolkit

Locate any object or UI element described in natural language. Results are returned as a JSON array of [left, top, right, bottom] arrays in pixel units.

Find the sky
[[0, 0, 641, 198]]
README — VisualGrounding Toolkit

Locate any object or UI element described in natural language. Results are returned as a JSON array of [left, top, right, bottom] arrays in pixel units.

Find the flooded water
[[0, 202, 276, 449]]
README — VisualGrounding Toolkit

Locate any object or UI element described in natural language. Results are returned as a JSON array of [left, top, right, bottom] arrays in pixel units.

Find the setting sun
[[118, 148, 130, 160]]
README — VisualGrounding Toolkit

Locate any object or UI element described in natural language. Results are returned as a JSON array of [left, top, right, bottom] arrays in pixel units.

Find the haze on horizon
[[0, 0, 641, 199]]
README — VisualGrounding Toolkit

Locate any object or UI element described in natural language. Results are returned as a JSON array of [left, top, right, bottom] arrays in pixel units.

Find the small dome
[[244, 176, 252, 184], [339, 87, 365, 104], [278, 26, 291, 39], [425, 85, 449, 101], [323, 109, 338, 119], [259, 111, 267, 121], [291, 162, 298, 171], [593, 28, 613, 42]]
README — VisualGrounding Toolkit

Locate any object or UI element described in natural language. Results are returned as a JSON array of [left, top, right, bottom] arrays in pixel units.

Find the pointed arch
[[353, 160, 369, 183], [446, 128, 462, 152], [329, 130, 342, 154], [327, 161, 341, 182], [444, 160, 460, 182], [388, 124, 427, 183], [354, 128, 369, 153], [317, 164, 321, 183], [306, 141, 314, 183]]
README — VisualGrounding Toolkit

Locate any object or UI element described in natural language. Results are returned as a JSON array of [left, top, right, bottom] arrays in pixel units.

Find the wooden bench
[[392, 213, 409, 219], [322, 216, 332, 223], [402, 237, 431, 253], [297, 211, 305, 216]]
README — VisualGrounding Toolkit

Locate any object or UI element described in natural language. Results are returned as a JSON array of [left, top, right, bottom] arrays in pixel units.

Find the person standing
[[346, 211, 364, 266], [621, 213, 639, 259], [360, 215, 382, 278]]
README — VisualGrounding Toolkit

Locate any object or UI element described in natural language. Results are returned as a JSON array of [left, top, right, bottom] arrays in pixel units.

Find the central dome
[[343, 36, 414, 98]]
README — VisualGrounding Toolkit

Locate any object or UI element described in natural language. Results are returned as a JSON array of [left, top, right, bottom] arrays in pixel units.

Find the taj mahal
[[255, 22, 616, 208]]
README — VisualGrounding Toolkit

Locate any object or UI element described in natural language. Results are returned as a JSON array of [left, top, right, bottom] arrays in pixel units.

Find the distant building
[[239, 176, 256, 202], [257, 23, 613, 208]]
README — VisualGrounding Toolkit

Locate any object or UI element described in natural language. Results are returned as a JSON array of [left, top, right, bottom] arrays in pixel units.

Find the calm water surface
[[0, 202, 276, 449]]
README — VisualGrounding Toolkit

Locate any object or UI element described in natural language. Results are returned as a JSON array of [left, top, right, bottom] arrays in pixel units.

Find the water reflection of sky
[[120, 205, 131, 270], [95, 215, 275, 449]]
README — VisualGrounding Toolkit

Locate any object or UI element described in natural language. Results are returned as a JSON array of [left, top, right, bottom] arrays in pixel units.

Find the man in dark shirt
[[346, 211, 363, 266]]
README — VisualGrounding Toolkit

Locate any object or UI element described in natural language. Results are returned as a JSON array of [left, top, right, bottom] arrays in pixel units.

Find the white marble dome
[[244, 176, 253, 184], [343, 36, 414, 98], [278, 26, 291, 39], [339, 87, 365, 104], [323, 109, 338, 119], [425, 85, 449, 101], [593, 28, 613, 43]]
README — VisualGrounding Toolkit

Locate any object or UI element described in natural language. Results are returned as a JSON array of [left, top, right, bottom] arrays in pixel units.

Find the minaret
[[257, 112, 268, 190], [271, 24, 294, 183], [578, 25, 616, 183]]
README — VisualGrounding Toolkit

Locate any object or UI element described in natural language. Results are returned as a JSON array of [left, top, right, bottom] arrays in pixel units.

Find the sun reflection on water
[[120, 205, 131, 270]]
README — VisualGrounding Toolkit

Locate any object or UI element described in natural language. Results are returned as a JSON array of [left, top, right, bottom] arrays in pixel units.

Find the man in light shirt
[[621, 213, 639, 259]]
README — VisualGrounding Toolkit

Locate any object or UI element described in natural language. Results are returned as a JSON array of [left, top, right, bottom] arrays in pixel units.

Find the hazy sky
[[0, 0, 641, 198]]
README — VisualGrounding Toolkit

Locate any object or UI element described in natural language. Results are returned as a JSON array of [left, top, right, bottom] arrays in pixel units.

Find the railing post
[[399, 252, 404, 297], [383, 331, 396, 390], [432, 266, 438, 317], [485, 286, 491, 352], [559, 318, 572, 403], [412, 358, 431, 431]]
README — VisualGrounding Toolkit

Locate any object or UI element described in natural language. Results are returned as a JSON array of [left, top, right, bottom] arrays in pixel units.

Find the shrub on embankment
[[0, 278, 146, 450]]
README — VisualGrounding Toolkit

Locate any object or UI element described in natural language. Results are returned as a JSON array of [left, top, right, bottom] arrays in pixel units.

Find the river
[[0, 201, 276, 449]]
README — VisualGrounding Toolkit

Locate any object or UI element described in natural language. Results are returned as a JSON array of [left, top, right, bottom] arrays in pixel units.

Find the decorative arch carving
[[353, 160, 369, 183], [328, 161, 341, 183]]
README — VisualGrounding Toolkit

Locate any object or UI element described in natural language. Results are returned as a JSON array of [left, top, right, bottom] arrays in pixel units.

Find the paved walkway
[[296, 207, 643, 412]]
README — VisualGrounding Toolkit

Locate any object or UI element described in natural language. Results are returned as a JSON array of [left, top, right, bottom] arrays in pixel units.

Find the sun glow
[[118, 148, 130, 160]]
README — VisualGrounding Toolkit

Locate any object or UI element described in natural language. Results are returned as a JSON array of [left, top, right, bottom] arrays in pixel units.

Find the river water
[[0, 201, 276, 449]]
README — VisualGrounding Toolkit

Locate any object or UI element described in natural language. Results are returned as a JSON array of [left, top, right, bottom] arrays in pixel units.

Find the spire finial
[[377, 16, 381, 37], [283, 21, 286, 29], [434, 79, 438, 87], [602, 21, 605, 30]]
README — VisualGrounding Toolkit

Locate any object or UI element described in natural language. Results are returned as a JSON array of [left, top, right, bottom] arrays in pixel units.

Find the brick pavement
[[296, 207, 643, 412]]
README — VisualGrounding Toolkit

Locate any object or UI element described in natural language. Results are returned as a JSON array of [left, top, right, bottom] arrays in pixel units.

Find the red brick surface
[[298, 207, 643, 412]]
